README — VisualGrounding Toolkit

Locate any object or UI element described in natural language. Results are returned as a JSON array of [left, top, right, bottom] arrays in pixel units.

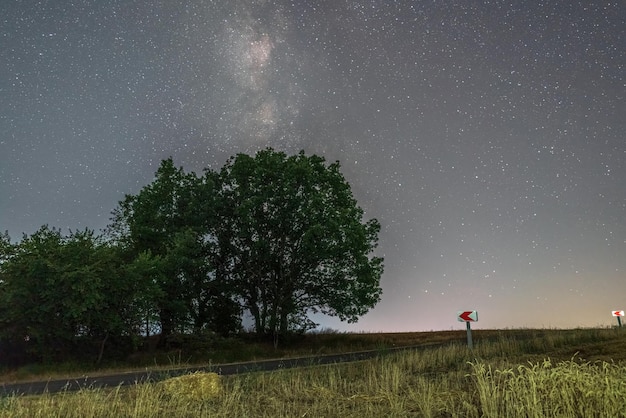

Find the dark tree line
[[0, 149, 383, 364]]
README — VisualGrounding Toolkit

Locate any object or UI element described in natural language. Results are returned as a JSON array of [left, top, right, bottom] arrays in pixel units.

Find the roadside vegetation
[[1, 327, 625, 417], [0, 149, 383, 368]]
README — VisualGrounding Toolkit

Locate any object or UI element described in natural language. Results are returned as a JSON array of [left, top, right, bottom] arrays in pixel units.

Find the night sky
[[2, 1, 624, 331]]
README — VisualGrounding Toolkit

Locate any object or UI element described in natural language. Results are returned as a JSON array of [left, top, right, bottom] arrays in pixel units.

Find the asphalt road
[[0, 344, 439, 396]]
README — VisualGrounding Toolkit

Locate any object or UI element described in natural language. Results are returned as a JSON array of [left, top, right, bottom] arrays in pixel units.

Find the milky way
[[1, 1, 624, 331]]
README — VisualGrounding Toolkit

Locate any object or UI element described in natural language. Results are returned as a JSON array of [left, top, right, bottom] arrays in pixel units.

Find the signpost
[[457, 310, 478, 349], [612, 310, 624, 328]]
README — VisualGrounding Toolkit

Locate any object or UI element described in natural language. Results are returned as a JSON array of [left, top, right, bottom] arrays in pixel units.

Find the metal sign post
[[612, 310, 624, 327], [457, 311, 478, 349]]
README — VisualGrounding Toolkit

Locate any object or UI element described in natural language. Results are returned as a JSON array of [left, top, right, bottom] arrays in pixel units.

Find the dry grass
[[1, 328, 625, 417], [4, 327, 621, 384], [158, 372, 221, 402], [471, 357, 626, 417]]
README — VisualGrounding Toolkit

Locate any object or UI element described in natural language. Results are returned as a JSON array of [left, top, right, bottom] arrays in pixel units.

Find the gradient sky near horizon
[[1, 1, 624, 332]]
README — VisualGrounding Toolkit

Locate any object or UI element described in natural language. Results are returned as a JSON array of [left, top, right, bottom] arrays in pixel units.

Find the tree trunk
[[159, 309, 174, 347], [96, 332, 109, 365]]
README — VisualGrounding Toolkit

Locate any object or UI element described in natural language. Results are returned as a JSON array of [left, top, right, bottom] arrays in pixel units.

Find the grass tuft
[[158, 372, 222, 403]]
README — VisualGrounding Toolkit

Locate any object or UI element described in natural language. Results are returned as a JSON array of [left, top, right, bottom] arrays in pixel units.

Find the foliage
[[0, 231, 12, 263], [217, 149, 383, 337], [108, 149, 382, 341], [109, 158, 204, 338], [0, 227, 139, 363], [108, 158, 242, 339], [0, 148, 382, 362]]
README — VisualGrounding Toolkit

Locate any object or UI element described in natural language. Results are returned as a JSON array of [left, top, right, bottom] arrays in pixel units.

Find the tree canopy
[[0, 148, 383, 362], [0, 226, 139, 363], [216, 149, 383, 336]]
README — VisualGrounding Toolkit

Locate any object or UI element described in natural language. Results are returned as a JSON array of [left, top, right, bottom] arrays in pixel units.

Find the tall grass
[[2, 328, 625, 417], [471, 358, 626, 417]]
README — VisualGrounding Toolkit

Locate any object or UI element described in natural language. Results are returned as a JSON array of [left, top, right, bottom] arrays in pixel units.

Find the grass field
[[1, 327, 625, 417]]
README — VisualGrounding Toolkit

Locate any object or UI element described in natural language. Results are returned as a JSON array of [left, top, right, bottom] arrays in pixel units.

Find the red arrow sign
[[612, 311, 624, 317], [457, 311, 478, 322]]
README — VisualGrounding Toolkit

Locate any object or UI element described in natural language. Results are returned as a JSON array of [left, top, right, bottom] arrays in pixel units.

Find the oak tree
[[217, 149, 383, 337]]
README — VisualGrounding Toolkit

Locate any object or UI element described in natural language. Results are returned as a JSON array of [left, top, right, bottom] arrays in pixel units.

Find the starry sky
[[2, 1, 625, 332]]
